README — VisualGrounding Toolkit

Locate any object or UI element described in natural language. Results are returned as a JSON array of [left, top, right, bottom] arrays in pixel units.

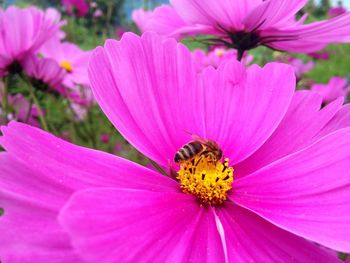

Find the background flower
[[311, 76, 350, 104], [62, 0, 89, 17], [40, 38, 91, 89], [22, 54, 66, 94], [135, 0, 350, 57], [0, 6, 60, 75]]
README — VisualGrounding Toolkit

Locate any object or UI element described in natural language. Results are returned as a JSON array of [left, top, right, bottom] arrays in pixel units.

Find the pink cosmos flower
[[138, 1, 350, 58], [62, 0, 89, 17], [1, 32, 350, 262], [132, 5, 188, 40], [328, 6, 347, 18], [0, 6, 60, 76], [22, 54, 66, 94], [192, 47, 253, 71], [40, 38, 91, 90], [311, 76, 350, 104]]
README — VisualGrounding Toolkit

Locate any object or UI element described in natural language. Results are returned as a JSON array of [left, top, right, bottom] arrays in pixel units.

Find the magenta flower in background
[[136, 0, 350, 59], [100, 133, 110, 144], [192, 47, 253, 71], [40, 38, 91, 90], [1, 32, 350, 262], [311, 76, 350, 104], [62, 0, 89, 17], [0, 6, 60, 76], [308, 50, 331, 60], [328, 6, 347, 18], [22, 54, 66, 94]]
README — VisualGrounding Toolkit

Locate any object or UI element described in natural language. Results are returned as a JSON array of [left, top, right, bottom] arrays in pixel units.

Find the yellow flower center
[[60, 60, 73, 72], [177, 154, 233, 206]]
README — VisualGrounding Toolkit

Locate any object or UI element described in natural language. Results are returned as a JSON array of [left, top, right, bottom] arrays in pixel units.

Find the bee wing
[[192, 134, 208, 144], [181, 130, 207, 144]]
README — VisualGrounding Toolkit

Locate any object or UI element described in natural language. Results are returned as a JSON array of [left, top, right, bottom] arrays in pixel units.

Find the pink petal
[[265, 13, 350, 52], [132, 8, 152, 33], [235, 91, 343, 176], [89, 32, 204, 167], [233, 128, 350, 252], [59, 188, 226, 262], [0, 154, 82, 262], [132, 5, 188, 40], [0, 122, 179, 260], [244, 0, 308, 31], [311, 76, 349, 103], [170, 0, 260, 31], [0, 6, 59, 60], [202, 62, 295, 164], [316, 104, 350, 138], [0, 121, 178, 192], [89, 32, 295, 166], [264, 36, 328, 53], [216, 203, 341, 262]]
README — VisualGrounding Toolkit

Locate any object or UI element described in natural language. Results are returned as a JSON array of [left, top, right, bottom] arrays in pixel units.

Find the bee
[[174, 136, 223, 164]]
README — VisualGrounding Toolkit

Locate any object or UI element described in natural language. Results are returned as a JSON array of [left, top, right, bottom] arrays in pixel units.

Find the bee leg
[[168, 160, 178, 180]]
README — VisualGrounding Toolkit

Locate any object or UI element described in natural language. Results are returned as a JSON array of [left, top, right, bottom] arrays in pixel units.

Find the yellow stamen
[[215, 48, 225, 58], [177, 155, 233, 206], [60, 60, 73, 72]]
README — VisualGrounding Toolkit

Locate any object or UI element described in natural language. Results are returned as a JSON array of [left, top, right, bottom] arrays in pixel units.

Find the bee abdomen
[[174, 141, 203, 163]]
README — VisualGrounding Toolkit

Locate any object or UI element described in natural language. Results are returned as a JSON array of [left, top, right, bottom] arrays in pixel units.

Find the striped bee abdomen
[[174, 141, 203, 163]]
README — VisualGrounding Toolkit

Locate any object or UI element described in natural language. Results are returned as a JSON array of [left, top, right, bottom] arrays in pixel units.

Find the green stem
[[1, 76, 9, 121], [27, 84, 49, 131], [86, 109, 97, 148], [20, 73, 50, 131], [24, 100, 34, 123], [63, 89, 95, 146]]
